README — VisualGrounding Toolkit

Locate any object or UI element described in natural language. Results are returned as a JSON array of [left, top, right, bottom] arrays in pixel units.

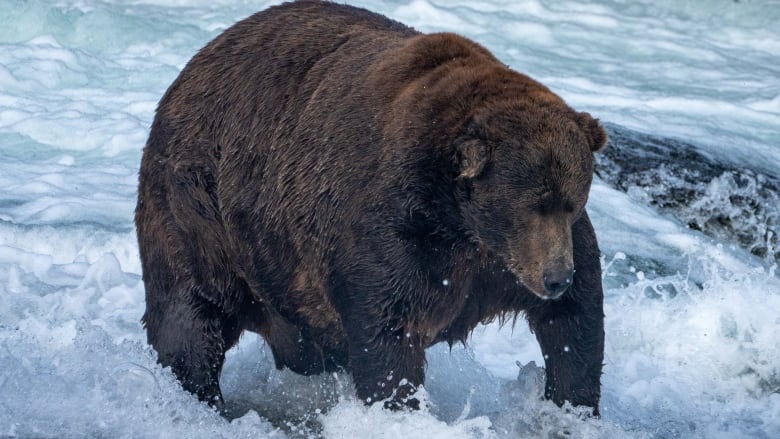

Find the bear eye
[[536, 191, 555, 214], [536, 191, 577, 215]]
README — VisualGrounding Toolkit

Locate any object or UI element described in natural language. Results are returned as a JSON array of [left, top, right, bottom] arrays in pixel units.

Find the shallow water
[[1, 1, 778, 438]]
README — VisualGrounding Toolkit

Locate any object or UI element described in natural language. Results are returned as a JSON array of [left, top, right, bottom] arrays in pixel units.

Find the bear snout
[[543, 267, 574, 299], [507, 256, 574, 300]]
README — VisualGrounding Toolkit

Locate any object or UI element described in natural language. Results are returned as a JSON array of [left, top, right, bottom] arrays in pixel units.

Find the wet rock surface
[[596, 123, 779, 266]]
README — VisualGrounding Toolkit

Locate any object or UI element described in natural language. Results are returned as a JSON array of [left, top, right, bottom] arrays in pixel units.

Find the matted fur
[[136, 0, 606, 414]]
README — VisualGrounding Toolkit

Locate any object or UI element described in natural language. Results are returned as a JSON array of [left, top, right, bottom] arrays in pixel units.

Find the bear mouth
[[538, 286, 568, 301]]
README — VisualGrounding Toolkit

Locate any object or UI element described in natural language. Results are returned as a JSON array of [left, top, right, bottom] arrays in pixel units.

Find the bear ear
[[455, 117, 489, 179], [457, 139, 489, 179], [576, 112, 608, 152]]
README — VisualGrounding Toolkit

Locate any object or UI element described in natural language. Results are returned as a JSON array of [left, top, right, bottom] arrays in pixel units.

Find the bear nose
[[543, 268, 574, 298]]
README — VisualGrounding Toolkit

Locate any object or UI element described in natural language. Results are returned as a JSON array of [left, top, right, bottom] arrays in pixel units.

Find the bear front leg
[[344, 321, 426, 410], [334, 224, 442, 409], [527, 212, 604, 415], [529, 298, 604, 414]]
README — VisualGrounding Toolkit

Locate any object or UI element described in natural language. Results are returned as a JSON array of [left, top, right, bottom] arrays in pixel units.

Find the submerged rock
[[596, 123, 779, 266]]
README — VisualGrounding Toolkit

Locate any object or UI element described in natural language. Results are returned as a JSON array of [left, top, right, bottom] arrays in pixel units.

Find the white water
[[1, 0, 778, 437]]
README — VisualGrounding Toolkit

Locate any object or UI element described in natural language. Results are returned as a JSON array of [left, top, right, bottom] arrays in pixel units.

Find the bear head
[[455, 102, 607, 300]]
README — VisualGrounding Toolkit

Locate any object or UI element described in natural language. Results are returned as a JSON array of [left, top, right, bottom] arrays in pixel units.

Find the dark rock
[[596, 123, 779, 266]]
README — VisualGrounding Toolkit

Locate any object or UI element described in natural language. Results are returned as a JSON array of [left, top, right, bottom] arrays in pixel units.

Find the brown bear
[[136, 0, 607, 415]]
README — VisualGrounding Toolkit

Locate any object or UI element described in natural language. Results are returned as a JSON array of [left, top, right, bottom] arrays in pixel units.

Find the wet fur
[[136, 0, 606, 413]]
